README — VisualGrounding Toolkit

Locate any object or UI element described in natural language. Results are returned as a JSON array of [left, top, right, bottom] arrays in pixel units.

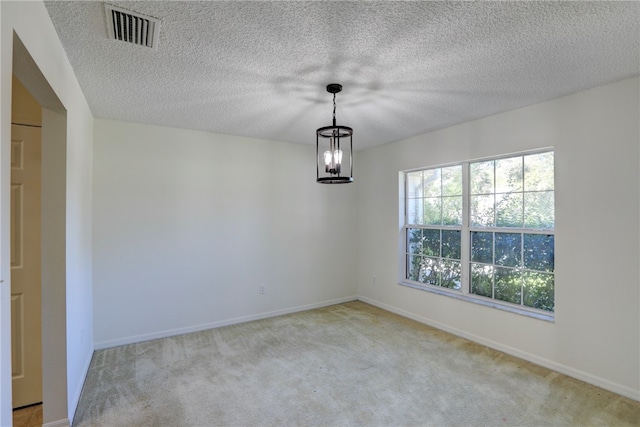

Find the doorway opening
[[11, 34, 68, 425], [11, 74, 44, 414]]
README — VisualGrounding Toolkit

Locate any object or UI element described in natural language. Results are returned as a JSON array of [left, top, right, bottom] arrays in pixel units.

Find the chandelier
[[316, 84, 353, 184]]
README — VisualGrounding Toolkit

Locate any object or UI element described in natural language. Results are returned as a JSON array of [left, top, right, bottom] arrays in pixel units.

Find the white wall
[[356, 77, 640, 400], [0, 2, 94, 425], [92, 119, 357, 347]]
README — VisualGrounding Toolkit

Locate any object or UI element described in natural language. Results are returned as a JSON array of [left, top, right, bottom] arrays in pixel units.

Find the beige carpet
[[73, 301, 640, 426]]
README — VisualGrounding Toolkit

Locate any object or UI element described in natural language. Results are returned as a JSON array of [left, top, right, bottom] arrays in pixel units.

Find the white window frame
[[399, 149, 555, 322]]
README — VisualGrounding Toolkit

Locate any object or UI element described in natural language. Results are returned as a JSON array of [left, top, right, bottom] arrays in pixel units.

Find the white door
[[11, 124, 43, 408]]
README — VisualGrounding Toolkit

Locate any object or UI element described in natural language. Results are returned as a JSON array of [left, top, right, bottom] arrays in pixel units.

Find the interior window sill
[[399, 281, 555, 322]]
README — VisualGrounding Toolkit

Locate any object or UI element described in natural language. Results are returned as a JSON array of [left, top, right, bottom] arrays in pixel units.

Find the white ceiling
[[44, 1, 639, 150]]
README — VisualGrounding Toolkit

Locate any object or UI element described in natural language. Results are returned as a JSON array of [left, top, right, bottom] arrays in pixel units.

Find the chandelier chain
[[332, 93, 337, 126]]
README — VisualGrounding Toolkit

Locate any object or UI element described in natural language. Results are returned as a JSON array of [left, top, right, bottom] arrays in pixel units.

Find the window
[[402, 151, 555, 317], [406, 166, 463, 289]]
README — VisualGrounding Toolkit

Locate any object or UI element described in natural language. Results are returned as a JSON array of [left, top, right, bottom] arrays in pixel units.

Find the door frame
[[5, 34, 69, 425]]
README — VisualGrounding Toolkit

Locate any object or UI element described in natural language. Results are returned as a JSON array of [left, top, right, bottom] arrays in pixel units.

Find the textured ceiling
[[44, 1, 639, 150]]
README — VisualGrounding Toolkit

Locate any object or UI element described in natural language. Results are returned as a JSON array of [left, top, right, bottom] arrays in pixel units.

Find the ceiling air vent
[[104, 3, 160, 49]]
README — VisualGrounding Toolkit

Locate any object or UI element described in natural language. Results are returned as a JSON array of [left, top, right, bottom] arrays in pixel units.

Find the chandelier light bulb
[[334, 149, 343, 165], [324, 150, 332, 172]]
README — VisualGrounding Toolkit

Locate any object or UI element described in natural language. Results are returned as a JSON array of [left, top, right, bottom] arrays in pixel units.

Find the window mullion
[[492, 231, 496, 300], [404, 174, 408, 224], [461, 162, 470, 295], [520, 230, 525, 306], [403, 174, 410, 282], [521, 158, 525, 229]]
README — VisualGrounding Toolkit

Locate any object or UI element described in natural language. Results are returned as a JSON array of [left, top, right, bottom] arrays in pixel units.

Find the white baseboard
[[358, 296, 640, 402], [94, 295, 358, 350], [42, 418, 70, 427]]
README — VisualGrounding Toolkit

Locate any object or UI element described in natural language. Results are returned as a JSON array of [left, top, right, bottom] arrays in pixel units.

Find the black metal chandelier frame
[[316, 83, 353, 184]]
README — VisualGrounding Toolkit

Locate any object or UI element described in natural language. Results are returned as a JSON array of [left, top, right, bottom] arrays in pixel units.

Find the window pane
[[442, 166, 462, 196], [442, 230, 461, 260], [524, 234, 554, 272], [441, 260, 461, 289], [495, 157, 523, 193], [442, 196, 462, 225], [495, 233, 521, 267], [494, 267, 522, 304], [407, 255, 421, 281], [470, 195, 494, 227], [423, 169, 441, 197], [471, 232, 493, 264], [407, 228, 423, 255], [422, 229, 440, 257], [470, 161, 494, 195], [424, 198, 442, 225], [407, 198, 423, 225], [420, 257, 439, 286], [523, 271, 554, 311], [470, 263, 493, 297], [524, 152, 554, 191], [524, 191, 554, 229], [406, 171, 423, 198], [496, 193, 523, 227]]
